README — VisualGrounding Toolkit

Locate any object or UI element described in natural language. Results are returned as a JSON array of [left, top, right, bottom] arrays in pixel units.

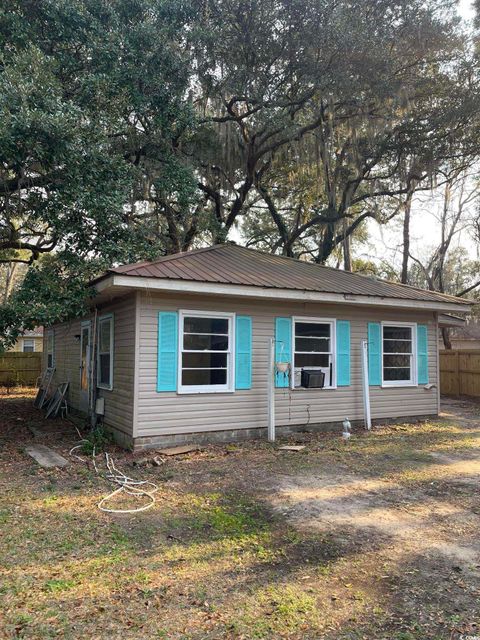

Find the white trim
[[381, 321, 417, 388], [79, 320, 92, 407], [46, 329, 55, 368], [132, 291, 141, 438], [177, 309, 236, 394], [97, 274, 471, 313], [97, 313, 114, 391], [291, 316, 337, 390], [22, 338, 35, 353]]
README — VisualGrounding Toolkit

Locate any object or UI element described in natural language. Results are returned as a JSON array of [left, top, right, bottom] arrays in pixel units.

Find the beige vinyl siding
[[97, 296, 136, 436], [44, 295, 136, 437], [42, 319, 83, 409], [136, 292, 438, 438]]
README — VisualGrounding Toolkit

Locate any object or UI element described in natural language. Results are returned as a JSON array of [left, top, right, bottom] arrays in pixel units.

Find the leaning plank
[[25, 444, 68, 468], [156, 445, 200, 456], [45, 382, 69, 418], [34, 367, 55, 409]]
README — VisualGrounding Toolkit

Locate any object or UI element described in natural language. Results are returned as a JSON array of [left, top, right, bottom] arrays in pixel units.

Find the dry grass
[[1, 393, 480, 639]]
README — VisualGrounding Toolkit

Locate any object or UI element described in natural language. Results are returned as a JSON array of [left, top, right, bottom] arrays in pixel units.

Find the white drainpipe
[[361, 339, 372, 430], [268, 337, 276, 442]]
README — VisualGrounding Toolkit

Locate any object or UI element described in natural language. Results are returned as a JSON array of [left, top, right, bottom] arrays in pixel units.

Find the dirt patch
[[265, 400, 480, 571], [268, 468, 480, 565]]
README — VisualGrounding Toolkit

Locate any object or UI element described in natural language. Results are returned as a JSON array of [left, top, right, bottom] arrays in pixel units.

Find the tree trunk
[[2, 262, 19, 304], [441, 327, 452, 350], [401, 191, 413, 284], [342, 218, 352, 271], [315, 224, 336, 263]]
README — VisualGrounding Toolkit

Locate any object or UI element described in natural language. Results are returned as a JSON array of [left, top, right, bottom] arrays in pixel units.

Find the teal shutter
[[235, 315, 252, 389], [368, 322, 381, 386], [157, 312, 178, 392], [275, 317, 292, 388], [417, 324, 428, 384], [336, 320, 351, 386]]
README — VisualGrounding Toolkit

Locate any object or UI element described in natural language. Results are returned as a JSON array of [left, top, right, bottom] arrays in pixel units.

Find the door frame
[[79, 320, 92, 413]]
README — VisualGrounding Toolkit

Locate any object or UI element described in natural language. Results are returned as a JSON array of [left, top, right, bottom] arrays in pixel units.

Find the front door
[[79, 321, 91, 413]]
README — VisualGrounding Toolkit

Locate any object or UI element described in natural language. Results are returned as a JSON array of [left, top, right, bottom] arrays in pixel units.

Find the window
[[22, 338, 35, 353], [293, 318, 335, 388], [46, 330, 54, 368], [97, 314, 114, 390], [179, 311, 234, 393], [382, 323, 416, 386]]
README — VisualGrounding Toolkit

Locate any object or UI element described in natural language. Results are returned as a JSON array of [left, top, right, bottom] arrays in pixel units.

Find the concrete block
[[25, 444, 68, 468]]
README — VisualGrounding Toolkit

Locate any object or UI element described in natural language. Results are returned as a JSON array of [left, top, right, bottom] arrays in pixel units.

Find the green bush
[[80, 424, 112, 455]]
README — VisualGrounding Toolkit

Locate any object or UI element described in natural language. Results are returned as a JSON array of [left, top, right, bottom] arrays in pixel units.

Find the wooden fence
[[0, 352, 42, 386], [440, 349, 480, 398]]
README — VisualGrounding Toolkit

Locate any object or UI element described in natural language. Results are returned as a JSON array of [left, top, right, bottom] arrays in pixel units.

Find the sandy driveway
[[265, 398, 480, 569]]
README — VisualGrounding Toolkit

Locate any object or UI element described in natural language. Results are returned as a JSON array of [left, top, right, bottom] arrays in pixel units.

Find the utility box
[[95, 397, 105, 415], [301, 369, 325, 388]]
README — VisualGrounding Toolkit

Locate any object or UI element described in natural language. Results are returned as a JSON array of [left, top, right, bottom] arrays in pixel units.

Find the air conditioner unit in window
[[301, 369, 325, 388]]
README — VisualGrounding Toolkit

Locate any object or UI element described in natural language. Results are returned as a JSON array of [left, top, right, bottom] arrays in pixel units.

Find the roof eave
[[93, 274, 472, 314], [438, 314, 467, 328]]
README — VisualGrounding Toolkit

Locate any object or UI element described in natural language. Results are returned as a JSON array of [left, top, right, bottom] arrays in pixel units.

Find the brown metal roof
[[101, 243, 472, 306]]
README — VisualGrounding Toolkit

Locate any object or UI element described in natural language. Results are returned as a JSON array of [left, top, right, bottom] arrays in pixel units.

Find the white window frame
[[178, 309, 235, 394], [381, 321, 417, 388], [291, 316, 337, 390], [46, 330, 55, 368], [22, 338, 35, 353], [97, 313, 114, 391]]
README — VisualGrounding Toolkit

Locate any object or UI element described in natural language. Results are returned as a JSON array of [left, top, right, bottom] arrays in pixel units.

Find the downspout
[[89, 308, 98, 428], [268, 337, 275, 442], [361, 340, 372, 430]]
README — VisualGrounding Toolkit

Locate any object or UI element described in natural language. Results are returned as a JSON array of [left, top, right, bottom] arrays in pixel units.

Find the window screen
[[97, 316, 113, 389], [382, 325, 413, 383], [22, 339, 34, 353]]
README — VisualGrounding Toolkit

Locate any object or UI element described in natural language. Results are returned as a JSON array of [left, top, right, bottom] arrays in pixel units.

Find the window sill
[[177, 388, 235, 395], [381, 383, 416, 388], [291, 386, 337, 391], [97, 384, 113, 391]]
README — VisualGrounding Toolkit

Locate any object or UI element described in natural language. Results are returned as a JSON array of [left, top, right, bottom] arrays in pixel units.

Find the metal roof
[[450, 323, 480, 339], [100, 243, 472, 307]]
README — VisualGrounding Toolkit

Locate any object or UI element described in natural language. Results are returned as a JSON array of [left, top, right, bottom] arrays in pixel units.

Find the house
[[439, 322, 480, 350], [9, 327, 44, 353], [43, 244, 472, 450]]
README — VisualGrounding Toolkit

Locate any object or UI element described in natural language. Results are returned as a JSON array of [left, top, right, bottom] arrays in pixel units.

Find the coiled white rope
[[69, 444, 159, 514]]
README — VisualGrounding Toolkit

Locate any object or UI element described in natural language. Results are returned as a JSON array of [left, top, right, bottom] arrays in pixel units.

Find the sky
[[362, 174, 480, 275], [356, 1, 479, 272], [459, 0, 475, 19]]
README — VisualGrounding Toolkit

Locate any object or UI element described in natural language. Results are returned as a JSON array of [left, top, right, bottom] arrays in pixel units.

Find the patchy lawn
[[1, 390, 480, 639]]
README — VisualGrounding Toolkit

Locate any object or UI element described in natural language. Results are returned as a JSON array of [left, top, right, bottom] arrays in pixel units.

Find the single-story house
[[43, 244, 472, 450], [9, 327, 44, 353]]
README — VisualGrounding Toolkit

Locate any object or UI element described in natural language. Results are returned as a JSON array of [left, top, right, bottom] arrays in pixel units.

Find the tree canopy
[[1, 0, 480, 346]]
